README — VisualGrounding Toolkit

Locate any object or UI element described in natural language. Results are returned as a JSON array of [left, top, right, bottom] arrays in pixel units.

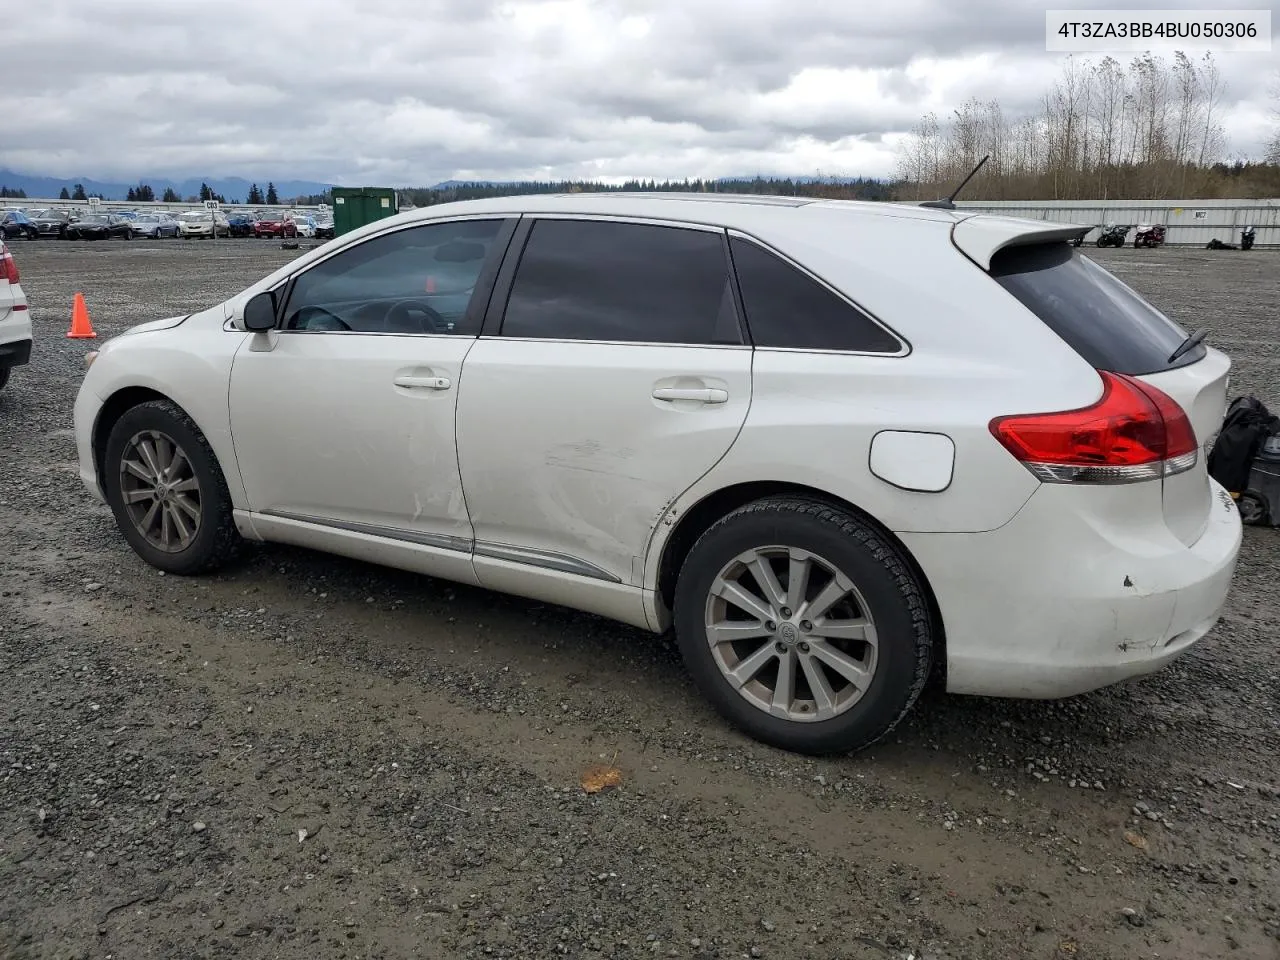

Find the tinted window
[[283, 219, 504, 335], [990, 243, 1201, 375], [501, 220, 742, 345], [729, 237, 901, 353]]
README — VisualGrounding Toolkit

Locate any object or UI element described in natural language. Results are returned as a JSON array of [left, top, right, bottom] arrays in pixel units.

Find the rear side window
[[501, 219, 742, 345], [990, 243, 1202, 375], [729, 237, 901, 353]]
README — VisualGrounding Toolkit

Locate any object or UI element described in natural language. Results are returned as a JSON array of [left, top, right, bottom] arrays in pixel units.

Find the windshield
[[81, 215, 110, 224], [181, 212, 211, 221]]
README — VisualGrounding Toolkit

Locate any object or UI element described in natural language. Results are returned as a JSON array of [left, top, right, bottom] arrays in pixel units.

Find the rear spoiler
[[951, 214, 1090, 270]]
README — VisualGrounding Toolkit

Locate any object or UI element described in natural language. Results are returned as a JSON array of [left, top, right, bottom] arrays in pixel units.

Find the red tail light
[[0, 248, 18, 285], [990, 371, 1198, 484]]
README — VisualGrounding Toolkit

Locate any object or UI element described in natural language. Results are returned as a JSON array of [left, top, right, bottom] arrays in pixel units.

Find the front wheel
[[673, 497, 932, 755], [102, 399, 242, 575]]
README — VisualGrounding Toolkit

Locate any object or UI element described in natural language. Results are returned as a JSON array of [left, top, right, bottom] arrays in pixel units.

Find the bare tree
[[894, 51, 1275, 200], [1266, 70, 1280, 164]]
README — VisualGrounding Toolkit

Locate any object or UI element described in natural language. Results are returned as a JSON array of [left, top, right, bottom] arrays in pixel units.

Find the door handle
[[393, 375, 451, 390], [652, 386, 728, 404]]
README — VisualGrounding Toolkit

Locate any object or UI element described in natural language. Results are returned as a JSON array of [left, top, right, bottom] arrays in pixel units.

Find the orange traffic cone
[[67, 292, 97, 339]]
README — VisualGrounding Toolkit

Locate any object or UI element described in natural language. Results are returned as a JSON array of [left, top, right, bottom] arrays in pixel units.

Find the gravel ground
[[1, 238, 1278, 960]]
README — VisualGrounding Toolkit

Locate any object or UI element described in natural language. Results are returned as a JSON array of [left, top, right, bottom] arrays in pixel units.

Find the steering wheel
[[292, 304, 350, 331], [385, 299, 448, 334]]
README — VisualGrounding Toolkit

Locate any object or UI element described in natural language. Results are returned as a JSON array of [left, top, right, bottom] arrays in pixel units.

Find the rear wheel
[[102, 399, 241, 574], [673, 497, 932, 755], [1239, 491, 1269, 526]]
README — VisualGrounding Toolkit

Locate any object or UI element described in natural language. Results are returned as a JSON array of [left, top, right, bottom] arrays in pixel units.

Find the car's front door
[[456, 216, 753, 590], [228, 216, 515, 569]]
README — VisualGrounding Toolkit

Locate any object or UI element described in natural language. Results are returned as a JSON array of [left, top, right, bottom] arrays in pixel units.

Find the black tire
[[672, 497, 932, 755], [1239, 491, 1269, 526], [102, 399, 241, 575]]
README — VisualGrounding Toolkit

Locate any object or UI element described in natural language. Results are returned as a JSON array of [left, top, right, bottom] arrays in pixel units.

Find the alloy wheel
[[118, 429, 202, 553], [703, 546, 878, 722]]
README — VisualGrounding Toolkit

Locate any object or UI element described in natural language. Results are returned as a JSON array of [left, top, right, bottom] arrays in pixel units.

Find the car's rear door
[[455, 216, 752, 591]]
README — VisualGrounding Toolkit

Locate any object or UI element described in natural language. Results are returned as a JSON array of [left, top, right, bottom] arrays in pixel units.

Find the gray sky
[[6, 0, 1278, 186]]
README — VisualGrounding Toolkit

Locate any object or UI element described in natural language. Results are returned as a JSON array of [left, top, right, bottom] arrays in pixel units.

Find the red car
[[253, 216, 298, 239]]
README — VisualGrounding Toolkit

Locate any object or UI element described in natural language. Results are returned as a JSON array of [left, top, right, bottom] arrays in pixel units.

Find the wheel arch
[[652, 480, 947, 684]]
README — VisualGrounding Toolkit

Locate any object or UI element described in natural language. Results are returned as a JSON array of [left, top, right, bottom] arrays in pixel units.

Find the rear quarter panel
[[644, 210, 1106, 589]]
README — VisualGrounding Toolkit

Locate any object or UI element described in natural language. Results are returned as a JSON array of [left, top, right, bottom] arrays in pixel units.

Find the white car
[[71, 194, 1242, 754], [0, 240, 32, 392], [288, 214, 317, 238], [177, 211, 229, 238]]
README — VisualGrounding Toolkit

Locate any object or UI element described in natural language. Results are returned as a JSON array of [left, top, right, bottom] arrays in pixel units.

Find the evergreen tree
[[127, 187, 137, 201], [199, 182, 212, 202], [162, 187, 180, 203], [265, 182, 278, 205], [247, 183, 263, 204], [72, 184, 88, 201], [59, 187, 71, 200], [134, 183, 155, 202]]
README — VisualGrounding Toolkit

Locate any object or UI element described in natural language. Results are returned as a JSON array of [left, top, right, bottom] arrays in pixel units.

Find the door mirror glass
[[243, 291, 276, 331]]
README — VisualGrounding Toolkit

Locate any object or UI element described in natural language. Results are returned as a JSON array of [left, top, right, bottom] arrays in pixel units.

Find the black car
[[226, 213, 256, 238], [27, 209, 72, 238], [0, 211, 38, 241], [66, 214, 133, 240]]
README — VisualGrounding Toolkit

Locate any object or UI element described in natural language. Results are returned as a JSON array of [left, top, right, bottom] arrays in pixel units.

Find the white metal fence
[[942, 198, 1279, 247]]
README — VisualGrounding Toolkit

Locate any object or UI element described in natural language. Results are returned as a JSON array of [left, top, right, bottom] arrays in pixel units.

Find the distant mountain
[[429, 179, 505, 189], [716, 175, 882, 184], [0, 168, 334, 202]]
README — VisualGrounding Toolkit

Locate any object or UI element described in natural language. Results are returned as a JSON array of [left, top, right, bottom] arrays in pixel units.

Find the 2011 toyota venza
[[73, 193, 1242, 754]]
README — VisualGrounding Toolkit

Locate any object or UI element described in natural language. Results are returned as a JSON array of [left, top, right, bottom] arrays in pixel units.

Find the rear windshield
[[990, 243, 1205, 375]]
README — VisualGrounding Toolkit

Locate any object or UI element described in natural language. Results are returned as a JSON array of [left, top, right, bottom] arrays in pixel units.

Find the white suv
[[0, 241, 32, 392], [71, 194, 1242, 754]]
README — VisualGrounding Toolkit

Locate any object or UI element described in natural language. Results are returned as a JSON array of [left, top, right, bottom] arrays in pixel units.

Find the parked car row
[[0, 206, 335, 242]]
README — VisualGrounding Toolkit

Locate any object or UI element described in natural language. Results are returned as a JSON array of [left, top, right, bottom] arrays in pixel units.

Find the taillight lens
[[0, 249, 18, 284], [990, 371, 1198, 484]]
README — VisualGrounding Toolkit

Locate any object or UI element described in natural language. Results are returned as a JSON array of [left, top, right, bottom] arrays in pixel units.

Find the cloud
[[4, 0, 1276, 185]]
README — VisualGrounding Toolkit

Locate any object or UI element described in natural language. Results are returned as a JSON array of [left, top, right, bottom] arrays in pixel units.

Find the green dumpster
[[331, 186, 398, 237]]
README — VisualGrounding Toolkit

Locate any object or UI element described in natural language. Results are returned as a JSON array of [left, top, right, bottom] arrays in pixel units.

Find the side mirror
[[243, 291, 276, 331]]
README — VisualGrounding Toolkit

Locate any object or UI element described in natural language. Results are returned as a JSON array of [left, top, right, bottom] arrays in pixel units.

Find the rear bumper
[[0, 335, 32, 369], [902, 479, 1242, 699]]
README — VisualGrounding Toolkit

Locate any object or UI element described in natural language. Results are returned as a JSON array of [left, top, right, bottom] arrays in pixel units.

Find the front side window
[[500, 219, 742, 345], [729, 237, 902, 353], [281, 218, 505, 335]]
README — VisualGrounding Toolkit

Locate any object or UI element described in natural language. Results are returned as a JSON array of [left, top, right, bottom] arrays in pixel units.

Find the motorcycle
[[1241, 225, 1256, 251], [1095, 223, 1129, 247], [1133, 223, 1166, 248]]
